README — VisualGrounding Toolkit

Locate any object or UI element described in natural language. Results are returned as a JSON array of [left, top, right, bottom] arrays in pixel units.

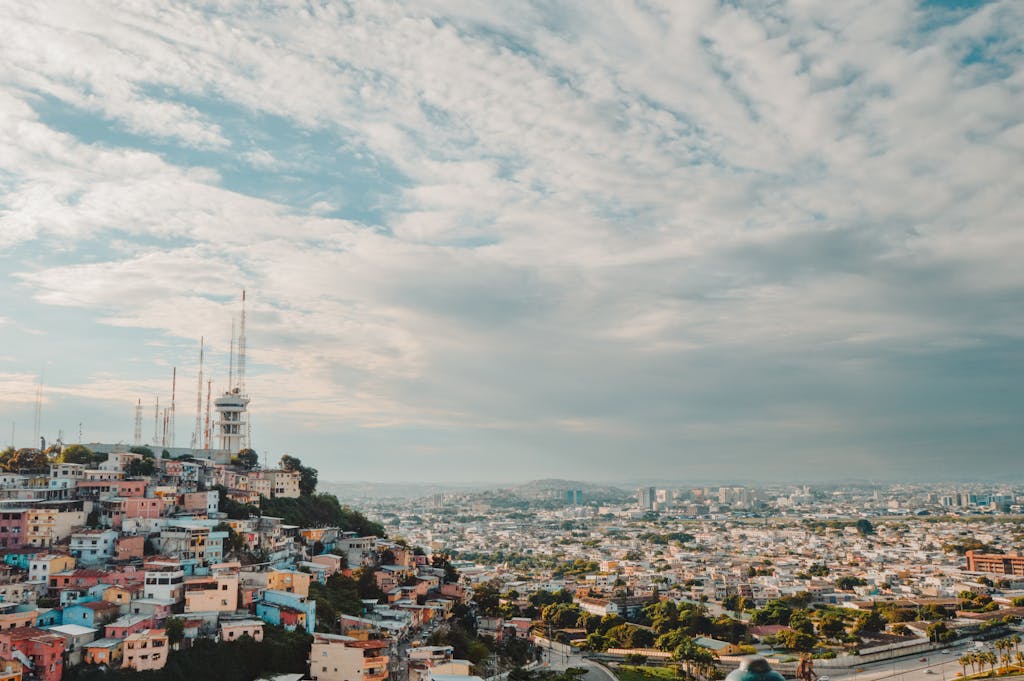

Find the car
[[942, 650, 951, 654], [819, 676, 830, 681], [925, 670, 936, 675], [920, 658, 928, 662]]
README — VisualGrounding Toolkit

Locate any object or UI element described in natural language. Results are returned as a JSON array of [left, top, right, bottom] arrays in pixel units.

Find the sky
[[0, 0, 1021, 484]]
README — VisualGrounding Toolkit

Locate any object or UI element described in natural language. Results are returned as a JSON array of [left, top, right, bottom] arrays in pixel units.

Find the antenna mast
[[153, 397, 159, 445], [238, 290, 247, 396], [192, 337, 204, 450], [228, 319, 236, 392], [170, 367, 177, 448], [134, 398, 143, 445], [203, 379, 212, 449], [32, 373, 43, 448]]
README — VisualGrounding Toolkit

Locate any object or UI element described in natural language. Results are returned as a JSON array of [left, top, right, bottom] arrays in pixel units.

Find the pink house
[[106, 615, 156, 639]]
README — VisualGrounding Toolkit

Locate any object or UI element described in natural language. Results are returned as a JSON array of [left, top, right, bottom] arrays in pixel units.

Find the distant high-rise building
[[564, 489, 583, 506], [637, 486, 655, 510]]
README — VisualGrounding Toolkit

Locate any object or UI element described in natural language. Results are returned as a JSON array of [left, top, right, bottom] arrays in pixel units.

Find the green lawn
[[616, 665, 682, 681]]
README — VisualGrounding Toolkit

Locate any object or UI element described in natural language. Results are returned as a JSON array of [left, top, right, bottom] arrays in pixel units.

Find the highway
[[824, 644, 972, 681]]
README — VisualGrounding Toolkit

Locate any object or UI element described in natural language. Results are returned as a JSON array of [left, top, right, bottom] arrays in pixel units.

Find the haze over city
[[1, 1, 1021, 482]]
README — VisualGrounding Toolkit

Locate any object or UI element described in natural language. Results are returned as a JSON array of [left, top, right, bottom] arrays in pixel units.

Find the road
[[541, 648, 620, 681], [825, 644, 971, 681]]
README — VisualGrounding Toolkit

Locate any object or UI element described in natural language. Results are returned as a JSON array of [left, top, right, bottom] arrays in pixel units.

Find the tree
[[926, 621, 952, 643], [280, 454, 318, 496], [129, 445, 155, 458], [59, 444, 93, 465], [166, 616, 185, 647], [126, 457, 156, 477], [856, 519, 875, 536], [232, 448, 260, 470], [777, 629, 818, 652], [818, 613, 846, 640], [851, 610, 886, 636], [4, 448, 49, 473], [836, 576, 867, 590]]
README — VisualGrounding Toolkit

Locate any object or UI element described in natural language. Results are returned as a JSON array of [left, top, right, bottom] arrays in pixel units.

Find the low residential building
[[184, 572, 239, 613], [256, 590, 316, 634], [28, 554, 76, 589], [44, 624, 97, 666], [267, 569, 311, 597], [122, 629, 169, 671], [69, 529, 119, 565], [219, 619, 264, 642], [0, 627, 66, 681], [83, 638, 123, 667], [308, 634, 389, 681]]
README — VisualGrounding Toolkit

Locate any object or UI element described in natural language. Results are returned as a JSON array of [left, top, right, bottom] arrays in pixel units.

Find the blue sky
[[0, 0, 1021, 483]]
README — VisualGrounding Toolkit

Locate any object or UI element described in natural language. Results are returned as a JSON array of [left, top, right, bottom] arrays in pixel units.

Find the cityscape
[[0, 2, 1022, 681]]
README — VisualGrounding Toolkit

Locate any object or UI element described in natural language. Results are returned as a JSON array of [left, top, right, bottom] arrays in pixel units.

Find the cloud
[[0, 0, 1021, 480]]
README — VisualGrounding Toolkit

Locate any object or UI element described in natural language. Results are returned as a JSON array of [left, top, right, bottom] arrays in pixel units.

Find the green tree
[[165, 616, 185, 647], [4, 448, 49, 473], [232, 448, 260, 470], [126, 457, 156, 477], [851, 610, 886, 636], [856, 519, 875, 536], [129, 445, 155, 458], [59, 444, 93, 464], [776, 629, 818, 652]]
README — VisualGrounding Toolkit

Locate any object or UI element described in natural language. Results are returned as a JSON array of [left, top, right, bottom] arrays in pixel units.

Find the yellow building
[[123, 630, 169, 671], [28, 554, 76, 585], [0, 658, 22, 681], [267, 569, 312, 597], [24, 509, 56, 548], [184, 573, 239, 613], [83, 639, 123, 667]]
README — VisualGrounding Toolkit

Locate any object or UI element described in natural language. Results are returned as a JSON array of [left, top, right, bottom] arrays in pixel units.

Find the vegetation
[[309, 573, 365, 632], [231, 448, 260, 470], [260, 494, 385, 536], [0, 447, 49, 473]]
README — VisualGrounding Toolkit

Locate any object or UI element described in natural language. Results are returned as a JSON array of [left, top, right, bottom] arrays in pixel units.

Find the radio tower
[[153, 397, 159, 445], [214, 291, 251, 453], [32, 373, 43, 448], [191, 338, 204, 450], [169, 367, 177, 448], [203, 379, 212, 449], [133, 398, 143, 445], [238, 290, 247, 396]]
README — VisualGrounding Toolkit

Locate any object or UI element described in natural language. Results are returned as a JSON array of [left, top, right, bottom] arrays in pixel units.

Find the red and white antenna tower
[[238, 290, 247, 396], [133, 398, 143, 445], [192, 337, 204, 450], [169, 367, 177, 448], [203, 379, 212, 449]]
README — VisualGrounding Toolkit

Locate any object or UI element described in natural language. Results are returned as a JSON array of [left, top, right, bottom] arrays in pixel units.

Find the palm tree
[[959, 655, 971, 677], [994, 640, 1006, 671], [1001, 640, 1013, 670], [1013, 634, 1022, 657], [968, 652, 980, 675], [1015, 651, 1024, 671], [986, 651, 998, 674]]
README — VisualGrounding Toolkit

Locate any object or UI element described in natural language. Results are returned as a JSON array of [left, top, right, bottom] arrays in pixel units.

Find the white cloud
[[0, 0, 1021, 478]]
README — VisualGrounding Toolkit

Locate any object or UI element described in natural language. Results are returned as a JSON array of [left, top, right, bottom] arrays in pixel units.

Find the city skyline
[[1, 1, 1022, 482]]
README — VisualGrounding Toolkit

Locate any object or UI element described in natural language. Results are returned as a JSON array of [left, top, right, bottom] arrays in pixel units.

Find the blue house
[[256, 589, 316, 634], [61, 600, 119, 628]]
